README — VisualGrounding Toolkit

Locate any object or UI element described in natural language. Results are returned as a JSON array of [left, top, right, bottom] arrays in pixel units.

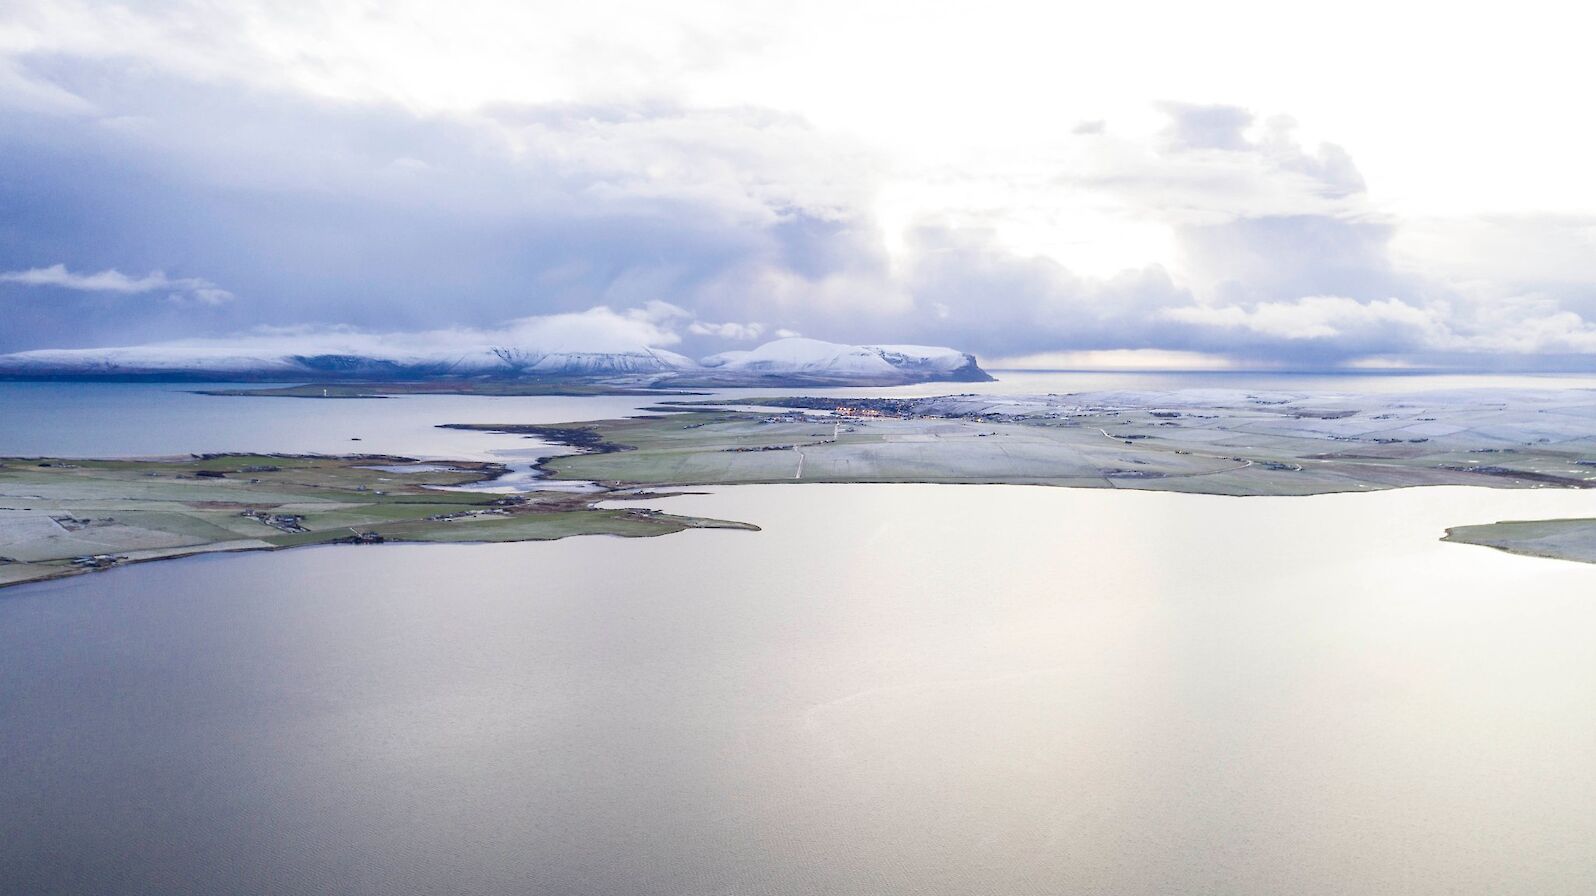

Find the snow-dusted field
[[521, 388, 1596, 499]]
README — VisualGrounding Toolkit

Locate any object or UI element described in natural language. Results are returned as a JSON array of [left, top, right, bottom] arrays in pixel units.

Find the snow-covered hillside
[[0, 336, 989, 385], [698, 338, 990, 383], [0, 344, 697, 379]]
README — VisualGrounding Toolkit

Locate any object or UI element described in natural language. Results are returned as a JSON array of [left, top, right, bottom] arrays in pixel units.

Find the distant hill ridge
[[0, 336, 992, 386]]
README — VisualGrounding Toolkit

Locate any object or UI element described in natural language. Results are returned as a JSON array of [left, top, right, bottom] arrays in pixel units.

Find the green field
[[0, 453, 755, 589]]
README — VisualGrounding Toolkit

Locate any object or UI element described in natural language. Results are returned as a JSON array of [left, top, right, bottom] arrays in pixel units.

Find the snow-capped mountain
[[0, 345, 697, 379], [697, 338, 991, 383], [0, 336, 989, 385]]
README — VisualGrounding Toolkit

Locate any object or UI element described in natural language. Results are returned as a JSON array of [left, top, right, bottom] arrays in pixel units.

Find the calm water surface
[[3, 379, 1596, 894]]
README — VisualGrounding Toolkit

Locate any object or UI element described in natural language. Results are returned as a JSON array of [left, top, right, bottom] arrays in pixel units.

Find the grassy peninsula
[[0, 454, 754, 589], [1442, 518, 1596, 564]]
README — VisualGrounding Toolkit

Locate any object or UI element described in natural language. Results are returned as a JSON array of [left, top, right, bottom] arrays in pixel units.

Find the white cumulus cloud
[[688, 320, 765, 340], [0, 263, 234, 304]]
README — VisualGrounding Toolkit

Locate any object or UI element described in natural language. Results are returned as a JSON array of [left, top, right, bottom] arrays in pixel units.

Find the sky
[[2, 0, 1595, 368]]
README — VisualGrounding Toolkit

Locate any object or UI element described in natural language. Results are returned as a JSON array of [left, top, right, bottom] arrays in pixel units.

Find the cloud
[[688, 320, 765, 340], [1, 263, 234, 304], [487, 305, 686, 351], [0, 58, 892, 352], [0, 57, 95, 115], [625, 300, 691, 326], [2, 14, 1596, 369], [1392, 214, 1596, 306], [1070, 110, 1374, 230], [1166, 296, 1446, 346], [167, 305, 688, 356], [1156, 102, 1254, 151]]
